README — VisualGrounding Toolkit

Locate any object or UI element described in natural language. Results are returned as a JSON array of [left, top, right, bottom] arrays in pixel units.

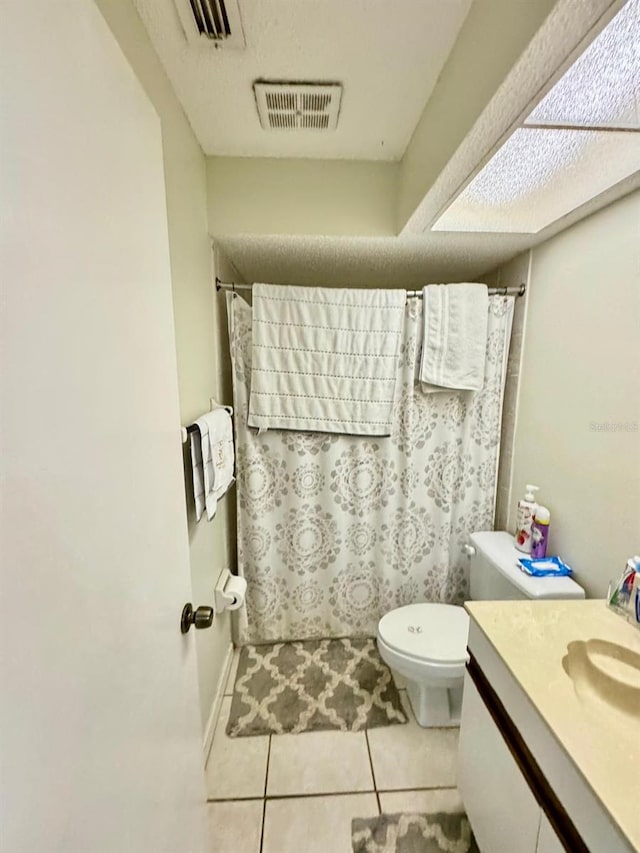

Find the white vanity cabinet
[[459, 614, 634, 853], [459, 676, 542, 853], [459, 674, 567, 853], [536, 815, 565, 853]]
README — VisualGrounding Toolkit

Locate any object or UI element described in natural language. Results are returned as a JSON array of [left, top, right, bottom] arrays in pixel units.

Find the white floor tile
[[224, 649, 240, 696], [262, 793, 378, 853], [205, 697, 269, 800], [379, 788, 464, 814], [367, 694, 459, 790], [207, 799, 263, 853], [267, 730, 374, 796]]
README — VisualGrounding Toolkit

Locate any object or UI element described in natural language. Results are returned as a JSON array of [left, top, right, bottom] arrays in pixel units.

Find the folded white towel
[[419, 283, 488, 392], [248, 283, 406, 436], [195, 406, 235, 521]]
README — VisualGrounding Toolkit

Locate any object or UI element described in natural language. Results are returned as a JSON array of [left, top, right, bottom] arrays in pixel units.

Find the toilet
[[377, 530, 585, 727]]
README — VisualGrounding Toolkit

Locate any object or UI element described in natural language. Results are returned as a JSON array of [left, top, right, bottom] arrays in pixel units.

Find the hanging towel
[[189, 430, 206, 522], [419, 283, 488, 392], [195, 406, 235, 521], [248, 283, 406, 436]]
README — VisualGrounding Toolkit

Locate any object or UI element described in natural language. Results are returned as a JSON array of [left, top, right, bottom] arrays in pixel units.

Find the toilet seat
[[377, 603, 469, 727], [377, 603, 469, 666]]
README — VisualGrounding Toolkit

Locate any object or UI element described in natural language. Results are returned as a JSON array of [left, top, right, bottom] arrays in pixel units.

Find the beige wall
[[510, 191, 640, 598], [481, 252, 532, 532], [96, 0, 232, 736], [207, 156, 398, 236]]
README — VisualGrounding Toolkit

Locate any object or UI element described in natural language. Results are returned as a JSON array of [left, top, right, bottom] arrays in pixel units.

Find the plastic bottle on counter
[[514, 484, 540, 554], [531, 505, 551, 559]]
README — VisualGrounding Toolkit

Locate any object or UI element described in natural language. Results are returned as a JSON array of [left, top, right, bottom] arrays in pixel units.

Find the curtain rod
[[215, 278, 526, 298]]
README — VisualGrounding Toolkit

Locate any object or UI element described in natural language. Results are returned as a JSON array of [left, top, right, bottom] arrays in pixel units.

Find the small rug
[[352, 812, 479, 853], [226, 637, 407, 736]]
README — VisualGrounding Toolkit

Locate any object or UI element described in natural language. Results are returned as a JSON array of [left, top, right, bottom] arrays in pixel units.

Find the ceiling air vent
[[253, 82, 343, 131], [174, 0, 245, 49]]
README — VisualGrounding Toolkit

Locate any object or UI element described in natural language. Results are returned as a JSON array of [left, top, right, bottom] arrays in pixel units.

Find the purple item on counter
[[531, 519, 549, 559]]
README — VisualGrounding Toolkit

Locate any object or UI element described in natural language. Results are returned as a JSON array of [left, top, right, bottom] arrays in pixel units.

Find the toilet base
[[406, 679, 463, 728]]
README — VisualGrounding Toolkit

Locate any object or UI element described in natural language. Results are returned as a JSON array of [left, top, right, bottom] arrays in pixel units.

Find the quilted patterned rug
[[352, 812, 479, 853], [226, 637, 407, 736]]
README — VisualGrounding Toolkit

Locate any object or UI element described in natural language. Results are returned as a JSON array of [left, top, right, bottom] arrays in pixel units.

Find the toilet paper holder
[[214, 568, 246, 613]]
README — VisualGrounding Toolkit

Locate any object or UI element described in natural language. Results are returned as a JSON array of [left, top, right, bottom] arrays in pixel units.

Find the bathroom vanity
[[458, 600, 640, 853]]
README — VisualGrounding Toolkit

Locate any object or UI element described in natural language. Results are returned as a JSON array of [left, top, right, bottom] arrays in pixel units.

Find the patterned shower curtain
[[228, 291, 514, 645]]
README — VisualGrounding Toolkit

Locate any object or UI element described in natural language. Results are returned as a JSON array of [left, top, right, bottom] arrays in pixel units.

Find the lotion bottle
[[515, 484, 539, 554]]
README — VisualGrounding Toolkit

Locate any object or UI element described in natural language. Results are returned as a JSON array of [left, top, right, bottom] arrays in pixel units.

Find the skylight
[[432, 0, 640, 234], [526, 0, 639, 130], [433, 128, 639, 233]]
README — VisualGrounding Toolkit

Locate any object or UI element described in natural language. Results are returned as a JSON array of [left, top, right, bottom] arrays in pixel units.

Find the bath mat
[[226, 637, 407, 736], [352, 812, 479, 853]]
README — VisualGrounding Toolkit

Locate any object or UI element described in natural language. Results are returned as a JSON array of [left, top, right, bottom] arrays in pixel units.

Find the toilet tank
[[469, 531, 585, 601]]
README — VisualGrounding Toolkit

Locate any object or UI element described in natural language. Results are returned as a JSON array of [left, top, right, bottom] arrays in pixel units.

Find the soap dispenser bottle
[[515, 484, 539, 553]]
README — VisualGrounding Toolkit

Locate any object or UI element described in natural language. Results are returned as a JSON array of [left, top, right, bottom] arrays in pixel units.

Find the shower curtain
[[228, 291, 513, 645]]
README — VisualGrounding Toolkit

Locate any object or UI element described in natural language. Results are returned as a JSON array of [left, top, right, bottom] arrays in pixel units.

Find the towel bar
[[214, 278, 527, 299], [181, 398, 231, 444]]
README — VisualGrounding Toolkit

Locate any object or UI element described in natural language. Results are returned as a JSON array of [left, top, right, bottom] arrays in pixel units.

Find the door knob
[[180, 603, 214, 634]]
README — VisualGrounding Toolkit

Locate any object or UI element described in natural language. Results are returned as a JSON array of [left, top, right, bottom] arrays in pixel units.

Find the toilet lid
[[378, 603, 469, 664]]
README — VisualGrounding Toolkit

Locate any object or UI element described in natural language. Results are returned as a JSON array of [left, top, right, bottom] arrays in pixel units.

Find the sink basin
[[562, 639, 640, 723]]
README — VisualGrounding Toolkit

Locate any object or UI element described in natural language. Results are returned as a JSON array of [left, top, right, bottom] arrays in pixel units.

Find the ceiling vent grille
[[253, 82, 343, 131], [174, 0, 245, 49]]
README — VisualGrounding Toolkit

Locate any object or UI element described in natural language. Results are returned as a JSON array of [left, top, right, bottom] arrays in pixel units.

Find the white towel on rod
[[195, 406, 235, 521], [248, 283, 406, 436], [419, 283, 488, 393], [189, 430, 206, 522]]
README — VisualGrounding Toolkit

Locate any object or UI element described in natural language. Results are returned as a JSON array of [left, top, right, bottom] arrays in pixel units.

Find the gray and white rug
[[352, 812, 479, 853], [226, 637, 407, 736]]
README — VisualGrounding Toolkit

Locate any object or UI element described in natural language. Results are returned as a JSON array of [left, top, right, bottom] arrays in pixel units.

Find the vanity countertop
[[465, 599, 640, 852]]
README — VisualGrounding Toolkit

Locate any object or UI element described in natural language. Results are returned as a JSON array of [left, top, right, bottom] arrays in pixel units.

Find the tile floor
[[205, 650, 463, 853]]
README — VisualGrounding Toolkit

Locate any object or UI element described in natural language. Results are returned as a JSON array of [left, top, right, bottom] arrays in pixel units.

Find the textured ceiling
[[215, 233, 534, 287], [132, 0, 472, 160], [216, 178, 640, 286], [212, 0, 640, 284]]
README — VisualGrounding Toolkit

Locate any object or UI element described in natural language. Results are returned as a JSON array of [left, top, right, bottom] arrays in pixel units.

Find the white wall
[[96, 0, 232, 736], [480, 252, 532, 531], [207, 156, 398, 236], [510, 191, 640, 598], [0, 3, 209, 848]]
